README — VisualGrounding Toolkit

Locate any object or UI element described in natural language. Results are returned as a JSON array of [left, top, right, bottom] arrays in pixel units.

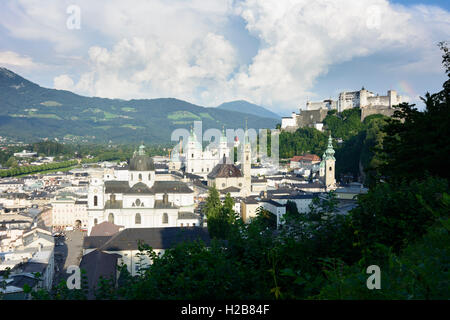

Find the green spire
[[138, 144, 146, 156], [324, 134, 335, 160]]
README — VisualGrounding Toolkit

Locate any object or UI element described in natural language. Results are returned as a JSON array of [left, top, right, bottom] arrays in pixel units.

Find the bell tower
[[323, 134, 336, 190], [242, 122, 251, 196]]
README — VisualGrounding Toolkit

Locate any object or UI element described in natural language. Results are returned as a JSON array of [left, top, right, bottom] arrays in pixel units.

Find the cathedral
[[87, 145, 200, 235], [169, 127, 231, 178]]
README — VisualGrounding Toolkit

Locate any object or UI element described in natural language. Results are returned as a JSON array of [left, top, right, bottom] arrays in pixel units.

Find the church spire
[[138, 143, 146, 156], [324, 134, 335, 160]]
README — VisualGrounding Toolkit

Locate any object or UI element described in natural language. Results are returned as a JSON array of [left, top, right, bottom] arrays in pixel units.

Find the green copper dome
[[323, 134, 335, 161]]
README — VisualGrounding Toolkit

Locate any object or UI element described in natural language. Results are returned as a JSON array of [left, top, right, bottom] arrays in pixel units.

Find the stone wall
[[297, 109, 329, 127], [360, 105, 395, 121]]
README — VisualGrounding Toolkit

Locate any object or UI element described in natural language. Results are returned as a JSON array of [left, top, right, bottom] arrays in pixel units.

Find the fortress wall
[[361, 106, 395, 121]]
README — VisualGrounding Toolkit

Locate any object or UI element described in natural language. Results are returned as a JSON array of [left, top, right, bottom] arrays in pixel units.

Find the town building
[[51, 196, 88, 230], [86, 145, 200, 235]]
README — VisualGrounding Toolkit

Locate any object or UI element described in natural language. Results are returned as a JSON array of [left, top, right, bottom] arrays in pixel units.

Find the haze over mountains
[[217, 100, 280, 120], [0, 67, 279, 144]]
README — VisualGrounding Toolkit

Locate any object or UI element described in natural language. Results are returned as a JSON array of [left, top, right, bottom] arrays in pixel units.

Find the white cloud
[[231, 0, 450, 110], [0, 51, 35, 67], [2, 0, 450, 111], [53, 74, 74, 90]]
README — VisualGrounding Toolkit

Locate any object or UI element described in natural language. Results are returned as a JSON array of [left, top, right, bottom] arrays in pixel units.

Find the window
[[162, 213, 168, 224], [329, 167, 332, 171], [135, 213, 141, 224], [131, 173, 133, 180], [222, 183, 225, 187], [94, 218, 98, 225], [108, 213, 114, 224], [180, 223, 183, 227], [191, 153, 194, 158], [138, 173, 142, 181], [148, 173, 151, 180], [135, 199, 141, 206], [94, 196, 98, 206]]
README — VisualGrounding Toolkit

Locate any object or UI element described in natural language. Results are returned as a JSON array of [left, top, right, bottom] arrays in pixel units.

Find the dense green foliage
[[279, 127, 328, 159], [0, 141, 169, 176], [279, 109, 388, 183], [0, 68, 277, 144]]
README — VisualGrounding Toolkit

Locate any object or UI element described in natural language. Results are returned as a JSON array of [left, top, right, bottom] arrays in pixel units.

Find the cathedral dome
[[129, 145, 155, 171]]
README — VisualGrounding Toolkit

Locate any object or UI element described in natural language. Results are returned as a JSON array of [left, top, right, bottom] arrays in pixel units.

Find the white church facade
[[87, 145, 199, 235], [169, 128, 231, 178]]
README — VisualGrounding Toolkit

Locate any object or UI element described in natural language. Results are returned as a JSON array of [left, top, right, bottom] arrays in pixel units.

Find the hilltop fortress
[[281, 88, 406, 131]]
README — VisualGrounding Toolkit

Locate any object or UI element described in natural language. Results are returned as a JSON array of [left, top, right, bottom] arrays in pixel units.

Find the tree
[[377, 42, 450, 183]]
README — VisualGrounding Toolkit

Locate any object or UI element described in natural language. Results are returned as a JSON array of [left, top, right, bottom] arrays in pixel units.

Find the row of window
[[94, 213, 169, 225], [131, 173, 152, 181]]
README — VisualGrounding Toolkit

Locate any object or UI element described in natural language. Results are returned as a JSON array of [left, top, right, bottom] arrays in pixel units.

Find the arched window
[[329, 167, 332, 171], [135, 199, 141, 207], [138, 173, 142, 181], [108, 213, 114, 224], [135, 213, 141, 224], [94, 196, 98, 206], [162, 213, 168, 224], [94, 218, 98, 225]]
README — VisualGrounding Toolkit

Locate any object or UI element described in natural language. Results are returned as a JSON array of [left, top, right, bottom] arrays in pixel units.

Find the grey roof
[[104, 200, 123, 209], [151, 181, 193, 194], [20, 262, 48, 274], [154, 200, 179, 209], [296, 183, 324, 189], [241, 197, 259, 204], [178, 212, 199, 220], [83, 236, 113, 248], [10, 275, 39, 289], [129, 155, 155, 171], [261, 199, 285, 207], [104, 180, 193, 195], [128, 182, 154, 194], [104, 180, 129, 193], [100, 227, 210, 251], [79, 250, 121, 299], [207, 163, 242, 179]]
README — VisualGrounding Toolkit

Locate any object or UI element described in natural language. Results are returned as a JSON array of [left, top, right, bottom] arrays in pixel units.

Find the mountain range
[[0, 67, 279, 144], [217, 100, 280, 120]]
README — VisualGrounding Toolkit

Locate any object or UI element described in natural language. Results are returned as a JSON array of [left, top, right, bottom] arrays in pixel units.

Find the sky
[[0, 0, 449, 116]]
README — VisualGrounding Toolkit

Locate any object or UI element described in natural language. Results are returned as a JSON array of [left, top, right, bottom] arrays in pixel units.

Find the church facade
[[87, 145, 199, 235], [169, 128, 231, 178]]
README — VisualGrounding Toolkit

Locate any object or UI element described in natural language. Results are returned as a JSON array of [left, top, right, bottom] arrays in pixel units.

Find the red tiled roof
[[290, 154, 321, 162]]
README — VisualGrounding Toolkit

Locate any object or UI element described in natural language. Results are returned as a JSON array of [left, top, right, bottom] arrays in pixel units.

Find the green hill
[[0, 67, 278, 143]]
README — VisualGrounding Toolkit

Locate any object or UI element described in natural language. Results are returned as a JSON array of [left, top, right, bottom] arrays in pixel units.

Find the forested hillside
[[279, 108, 388, 183], [0, 68, 277, 143]]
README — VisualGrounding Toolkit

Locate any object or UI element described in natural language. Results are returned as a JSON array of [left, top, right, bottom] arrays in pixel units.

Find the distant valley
[[0, 67, 279, 144]]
